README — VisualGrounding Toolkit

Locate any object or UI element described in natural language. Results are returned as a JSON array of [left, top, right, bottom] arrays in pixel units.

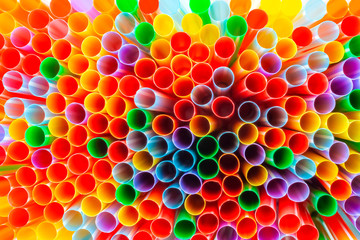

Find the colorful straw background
[[0, 0, 360, 239]]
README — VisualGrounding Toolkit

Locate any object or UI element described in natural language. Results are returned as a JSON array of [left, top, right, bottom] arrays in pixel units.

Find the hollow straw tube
[[212, 67, 234, 94], [133, 171, 156, 192], [265, 147, 294, 170], [185, 194, 206, 216], [275, 38, 297, 60], [258, 52, 282, 76], [257, 127, 286, 149], [239, 143, 265, 166], [153, 67, 175, 92], [189, 115, 216, 138], [174, 99, 196, 122], [218, 154, 240, 176], [25, 126, 52, 148], [286, 111, 321, 133], [258, 225, 280, 240], [156, 160, 178, 183], [241, 162, 268, 186], [102, 31, 123, 54], [236, 211, 257, 239], [212, 37, 236, 68], [199, 24, 220, 47], [234, 123, 259, 145], [171, 54, 192, 77], [217, 131, 239, 154], [150, 39, 172, 66], [232, 72, 266, 99], [188, 43, 211, 63], [238, 185, 260, 212], [249, 28, 277, 54], [153, 14, 176, 39], [222, 174, 243, 197], [201, 178, 222, 202], [304, 151, 338, 181], [191, 62, 213, 85], [150, 207, 175, 238], [180, 171, 202, 194], [173, 77, 194, 98], [113, 162, 135, 183], [127, 109, 152, 131], [132, 150, 155, 170], [217, 224, 238, 240], [320, 112, 349, 134], [283, 171, 310, 202], [172, 127, 195, 150], [226, 15, 247, 54], [315, 140, 349, 164], [255, 190, 276, 226], [174, 208, 196, 239], [152, 114, 176, 136], [197, 204, 219, 235], [264, 169, 288, 199], [336, 89, 360, 112], [312, 191, 338, 217], [261, 106, 288, 128], [341, 150, 360, 174], [218, 195, 241, 222], [196, 135, 219, 159], [147, 136, 174, 158], [163, 184, 185, 209], [135, 22, 155, 47], [116, 183, 139, 206], [211, 96, 235, 119], [171, 32, 192, 54], [135, 88, 174, 112]]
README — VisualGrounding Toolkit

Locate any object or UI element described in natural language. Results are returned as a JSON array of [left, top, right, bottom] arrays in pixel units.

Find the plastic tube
[[218, 195, 241, 222], [222, 175, 243, 197], [191, 63, 213, 85], [153, 14, 175, 39], [156, 160, 178, 182], [265, 170, 288, 199], [241, 162, 268, 186], [284, 130, 309, 155], [163, 184, 185, 209], [197, 204, 219, 235], [312, 191, 337, 217], [153, 67, 174, 92], [172, 127, 195, 150], [132, 150, 155, 171], [212, 67, 234, 94], [185, 194, 206, 216], [174, 99, 196, 122], [173, 77, 194, 98], [201, 178, 222, 202], [238, 185, 260, 212], [188, 43, 210, 63], [255, 190, 276, 226], [150, 39, 172, 66]]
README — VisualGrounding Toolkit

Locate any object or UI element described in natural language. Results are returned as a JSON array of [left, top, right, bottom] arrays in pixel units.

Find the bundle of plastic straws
[[0, 0, 360, 239]]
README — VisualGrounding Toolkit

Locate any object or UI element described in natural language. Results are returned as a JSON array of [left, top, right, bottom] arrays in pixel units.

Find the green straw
[[238, 184, 260, 212], [197, 158, 219, 180], [40, 57, 62, 80], [127, 109, 152, 130], [266, 147, 294, 170], [25, 126, 53, 147], [87, 137, 109, 158], [174, 208, 196, 239], [196, 135, 219, 158], [135, 22, 155, 47], [189, 0, 211, 25], [115, 183, 139, 205], [115, 0, 140, 20], [312, 191, 337, 217], [344, 35, 360, 58], [336, 89, 360, 111], [226, 15, 248, 40]]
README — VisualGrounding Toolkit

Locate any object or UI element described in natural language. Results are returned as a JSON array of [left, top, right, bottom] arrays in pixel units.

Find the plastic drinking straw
[[265, 169, 288, 199], [127, 109, 152, 131], [288, 156, 315, 180], [93, 160, 112, 181], [289, 73, 328, 95], [81, 195, 102, 217], [102, 32, 122, 54], [275, 38, 297, 60], [296, 204, 320, 240], [226, 15, 247, 50], [312, 191, 338, 217], [304, 51, 330, 73], [118, 205, 139, 227], [134, 87, 171, 111], [1, 48, 21, 70], [135, 22, 155, 47], [4, 98, 26, 119], [241, 162, 268, 186], [239, 143, 265, 166], [188, 43, 211, 63], [139, 183, 164, 219], [211, 96, 235, 119], [172, 127, 195, 150], [218, 196, 241, 222], [196, 135, 219, 158], [286, 111, 321, 133], [233, 72, 266, 99], [261, 106, 288, 128], [322, 176, 352, 201], [315, 140, 349, 164], [238, 184, 260, 211], [278, 196, 301, 234], [151, 207, 175, 238], [148, 136, 174, 158], [336, 89, 360, 112], [320, 112, 349, 134], [22, 54, 41, 76], [173, 77, 194, 98], [179, 171, 202, 194], [211, 37, 236, 68], [115, 182, 139, 206], [258, 225, 280, 240], [152, 114, 176, 136], [257, 127, 286, 149], [113, 162, 134, 183], [8, 208, 29, 228], [99, 76, 119, 97], [3, 71, 28, 93], [171, 54, 193, 77], [10, 27, 32, 50], [52, 40, 73, 61], [292, 27, 312, 47], [233, 122, 258, 145], [174, 99, 196, 122], [258, 53, 281, 76], [236, 211, 257, 239], [174, 208, 196, 239], [68, 153, 90, 175], [9, 119, 28, 141], [93, 14, 114, 36], [68, 12, 95, 37], [25, 126, 52, 148], [153, 14, 176, 39], [97, 55, 120, 76], [185, 194, 206, 216], [222, 174, 243, 197], [249, 27, 277, 55], [191, 86, 213, 108], [156, 160, 178, 182], [33, 183, 53, 206], [212, 67, 234, 94], [265, 147, 294, 170], [31, 148, 53, 169], [169, 32, 191, 54], [67, 125, 88, 147], [150, 39, 172, 66], [341, 16, 360, 37], [25, 104, 50, 125], [197, 158, 219, 179], [217, 132, 239, 153], [191, 63, 213, 85], [64, 103, 88, 125], [15, 166, 37, 187], [95, 211, 117, 233], [163, 184, 185, 209], [133, 171, 156, 192], [46, 163, 68, 184], [200, 177, 222, 202], [197, 204, 219, 234], [48, 19, 69, 40], [255, 190, 276, 226], [199, 24, 220, 47], [216, 224, 238, 240], [28, 9, 49, 29], [32, 33, 52, 55], [75, 173, 96, 195], [341, 150, 360, 174], [323, 41, 344, 64], [108, 141, 129, 163], [304, 151, 339, 181], [188, 115, 214, 137], [85, 92, 107, 113], [284, 131, 309, 155], [0, 12, 15, 35], [119, 75, 141, 98], [153, 67, 174, 92], [40, 57, 63, 80], [8, 187, 29, 207], [335, 120, 360, 142]]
